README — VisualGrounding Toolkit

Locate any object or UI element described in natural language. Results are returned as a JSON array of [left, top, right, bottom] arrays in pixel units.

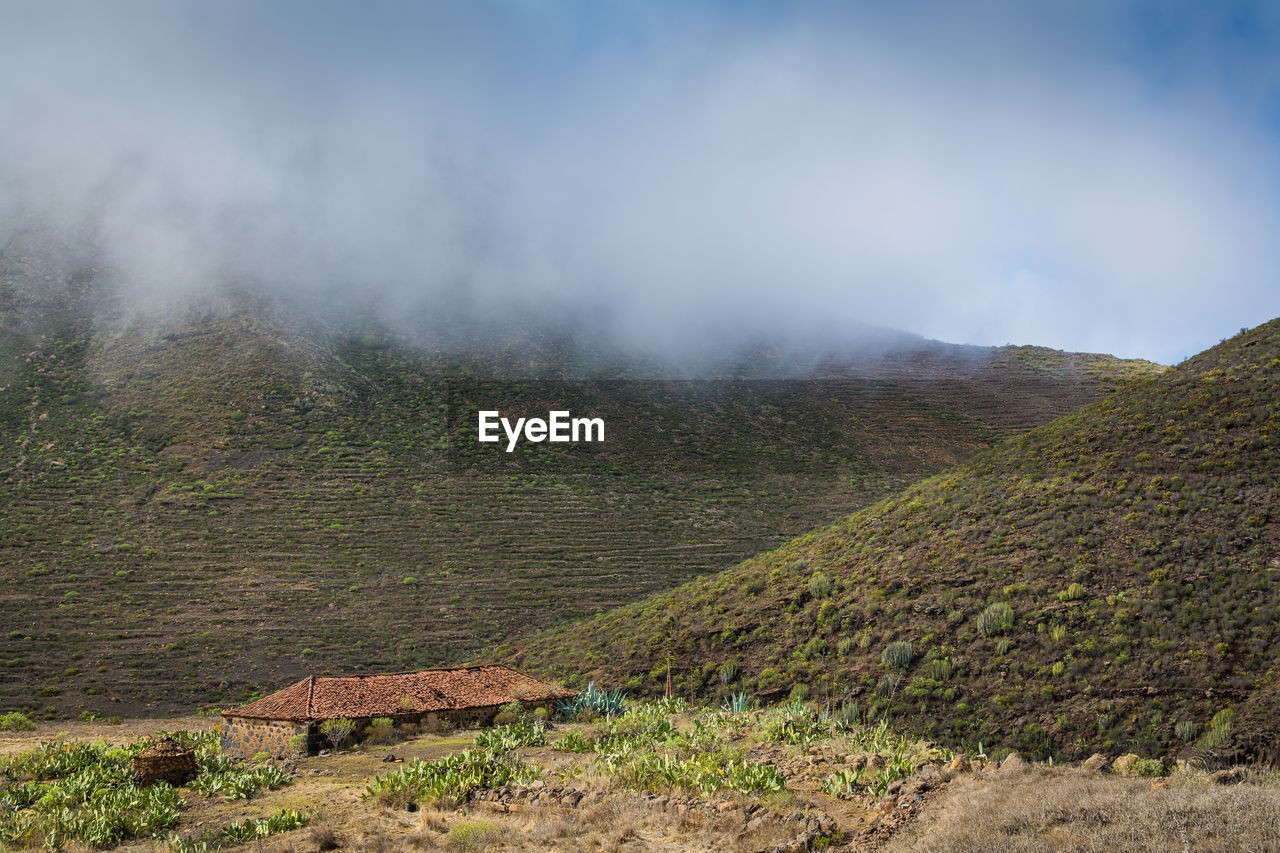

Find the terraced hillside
[[508, 320, 1280, 764], [0, 235, 1161, 717]]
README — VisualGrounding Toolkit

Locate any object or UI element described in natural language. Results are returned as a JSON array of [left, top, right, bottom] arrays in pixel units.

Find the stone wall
[[222, 698, 562, 756], [220, 716, 312, 760], [420, 699, 559, 732]]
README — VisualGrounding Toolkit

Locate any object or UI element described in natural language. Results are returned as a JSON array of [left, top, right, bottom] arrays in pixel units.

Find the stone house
[[219, 664, 576, 759]]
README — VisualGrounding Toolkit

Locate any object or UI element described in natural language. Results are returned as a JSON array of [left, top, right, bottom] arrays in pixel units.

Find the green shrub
[[493, 701, 531, 726], [446, 819, 503, 852], [363, 717, 396, 744], [363, 749, 539, 809], [881, 641, 914, 671], [808, 572, 834, 599], [187, 762, 292, 800], [976, 603, 1015, 637], [1175, 720, 1199, 743], [920, 658, 955, 680], [168, 808, 310, 852], [599, 745, 785, 796], [1118, 757, 1166, 777], [0, 734, 209, 848], [319, 718, 357, 750], [0, 712, 36, 732], [551, 730, 593, 753], [801, 637, 827, 660], [717, 660, 739, 686], [1197, 708, 1235, 750], [1058, 583, 1086, 602], [473, 720, 546, 751], [821, 766, 863, 799], [761, 701, 831, 745]]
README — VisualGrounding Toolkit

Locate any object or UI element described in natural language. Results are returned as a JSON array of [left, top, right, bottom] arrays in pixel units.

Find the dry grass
[[331, 795, 800, 853], [888, 765, 1280, 852]]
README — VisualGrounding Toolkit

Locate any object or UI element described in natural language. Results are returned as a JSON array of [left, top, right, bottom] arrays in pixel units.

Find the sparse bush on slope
[[511, 320, 1280, 762]]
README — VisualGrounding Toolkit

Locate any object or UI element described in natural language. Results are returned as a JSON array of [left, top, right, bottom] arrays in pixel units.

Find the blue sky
[[2, 0, 1279, 363]]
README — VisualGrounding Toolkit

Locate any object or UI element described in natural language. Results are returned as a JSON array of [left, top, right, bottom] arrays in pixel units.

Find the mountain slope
[[506, 320, 1280, 763], [0, 234, 1161, 717]]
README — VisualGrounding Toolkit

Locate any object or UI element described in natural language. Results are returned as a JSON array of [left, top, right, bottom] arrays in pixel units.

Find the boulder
[[1111, 754, 1141, 775], [1208, 767, 1246, 786]]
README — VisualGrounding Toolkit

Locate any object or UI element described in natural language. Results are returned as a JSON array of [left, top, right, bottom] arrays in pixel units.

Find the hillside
[[0, 232, 1161, 717], [507, 320, 1280, 763]]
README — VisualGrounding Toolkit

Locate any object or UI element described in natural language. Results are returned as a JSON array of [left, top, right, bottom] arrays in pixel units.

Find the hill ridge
[[505, 319, 1280, 763]]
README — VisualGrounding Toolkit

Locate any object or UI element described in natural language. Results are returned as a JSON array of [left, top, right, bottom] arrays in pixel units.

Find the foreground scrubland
[[3, 695, 1277, 852]]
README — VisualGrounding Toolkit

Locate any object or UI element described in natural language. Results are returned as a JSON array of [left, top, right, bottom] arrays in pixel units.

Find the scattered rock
[[1208, 768, 1246, 786], [1000, 752, 1025, 772], [1081, 753, 1111, 773]]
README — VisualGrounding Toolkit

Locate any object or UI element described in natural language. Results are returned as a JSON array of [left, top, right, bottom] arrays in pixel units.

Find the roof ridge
[[221, 665, 574, 722], [309, 663, 512, 682]]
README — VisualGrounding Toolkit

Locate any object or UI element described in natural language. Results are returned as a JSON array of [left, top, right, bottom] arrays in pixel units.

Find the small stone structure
[[132, 737, 198, 787], [220, 664, 575, 759]]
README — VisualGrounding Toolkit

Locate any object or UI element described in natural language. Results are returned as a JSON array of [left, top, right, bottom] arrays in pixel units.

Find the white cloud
[[1, 1, 1277, 363]]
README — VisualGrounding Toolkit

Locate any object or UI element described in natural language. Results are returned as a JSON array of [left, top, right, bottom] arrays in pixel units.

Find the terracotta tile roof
[[222, 664, 576, 722]]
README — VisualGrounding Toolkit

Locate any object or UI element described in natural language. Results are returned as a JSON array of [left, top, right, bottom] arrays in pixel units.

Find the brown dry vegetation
[[888, 764, 1280, 853], [267, 798, 801, 853]]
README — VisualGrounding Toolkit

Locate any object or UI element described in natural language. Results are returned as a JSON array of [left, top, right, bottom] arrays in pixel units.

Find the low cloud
[[2, 1, 1278, 363]]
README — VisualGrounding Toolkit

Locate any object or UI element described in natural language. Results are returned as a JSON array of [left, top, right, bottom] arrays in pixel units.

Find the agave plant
[[556, 682, 626, 719]]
